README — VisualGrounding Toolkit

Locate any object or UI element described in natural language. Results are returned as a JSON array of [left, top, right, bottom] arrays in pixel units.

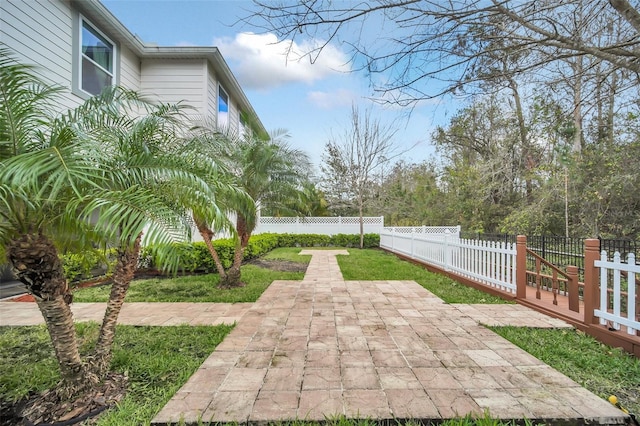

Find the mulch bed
[[248, 259, 308, 273], [3, 373, 127, 426]]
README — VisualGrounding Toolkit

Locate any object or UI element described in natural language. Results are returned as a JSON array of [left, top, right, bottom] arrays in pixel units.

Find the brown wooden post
[[583, 239, 601, 325], [516, 235, 527, 300], [566, 265, 579, 312]]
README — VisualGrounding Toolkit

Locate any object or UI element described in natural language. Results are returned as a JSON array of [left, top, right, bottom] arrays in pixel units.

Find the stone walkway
[[145, 250, 626, 425], [0, 250, 627, 425]]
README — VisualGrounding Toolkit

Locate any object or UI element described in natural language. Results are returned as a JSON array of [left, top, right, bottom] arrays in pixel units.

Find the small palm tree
[[183, 127, 310, 287], [1, 49, 103, 396], [77, 99, 210, 377], [0, 49, 213, 413], [221, 129, 311, 287]]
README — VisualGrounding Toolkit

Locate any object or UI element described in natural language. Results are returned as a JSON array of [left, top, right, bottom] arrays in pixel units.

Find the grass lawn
[[0, 323, 232, 425], [338, 248, 509, 304], [73, 248, 308, 303]]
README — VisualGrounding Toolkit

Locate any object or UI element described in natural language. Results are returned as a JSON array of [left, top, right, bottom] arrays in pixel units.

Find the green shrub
[[61, 248, 115, 284], [140, 233, 380, 273], [329, 233, 380, 248]]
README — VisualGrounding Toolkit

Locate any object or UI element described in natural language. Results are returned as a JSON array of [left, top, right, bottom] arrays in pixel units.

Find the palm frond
[[0, 48, 63, 161]]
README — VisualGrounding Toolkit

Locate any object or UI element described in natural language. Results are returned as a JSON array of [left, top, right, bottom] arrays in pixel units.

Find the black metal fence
[[460, 232, 640, 272]]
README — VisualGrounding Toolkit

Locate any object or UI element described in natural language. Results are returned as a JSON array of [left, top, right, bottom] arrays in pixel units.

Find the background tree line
[[249, 0, 640, 239]]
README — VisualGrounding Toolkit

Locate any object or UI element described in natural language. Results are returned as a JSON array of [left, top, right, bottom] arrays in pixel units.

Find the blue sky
[[102, 0, 449, 171]]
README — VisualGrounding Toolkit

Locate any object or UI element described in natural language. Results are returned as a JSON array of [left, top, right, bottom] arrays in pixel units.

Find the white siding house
[[0, 0, 266, 136]]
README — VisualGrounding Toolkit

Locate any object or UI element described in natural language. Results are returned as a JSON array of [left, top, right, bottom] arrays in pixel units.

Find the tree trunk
[[358, 199, 364, 249], [507, 76, 533, 204], [6, 233, 96, 397], [606, 69, 617, 145], [571, 55, 584, 153], [194, 214, 227, 279], [89, 233, 142, 378], [220, 214, 250, 288]]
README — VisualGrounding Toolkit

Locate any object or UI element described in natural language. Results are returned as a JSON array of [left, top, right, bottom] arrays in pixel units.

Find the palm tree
[[0, 50, 103, 396], [77, 100, 210, 377], [178, 126, 251, 282], [0, 49, 210, 409], [220, 129, 311, 287]]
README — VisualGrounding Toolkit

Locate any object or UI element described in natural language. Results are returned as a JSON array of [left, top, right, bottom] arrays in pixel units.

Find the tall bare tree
[[320, 105, 398, 248]]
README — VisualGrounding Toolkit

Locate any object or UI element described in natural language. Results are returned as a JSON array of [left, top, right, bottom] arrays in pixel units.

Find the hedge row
[[62, 233, 380, 281]]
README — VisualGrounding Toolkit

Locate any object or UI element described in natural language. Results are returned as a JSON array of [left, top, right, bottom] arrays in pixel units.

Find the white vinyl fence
[[380, 227, 517, 293], [254, 216, 385, 236], [594, 251, 640, 335]]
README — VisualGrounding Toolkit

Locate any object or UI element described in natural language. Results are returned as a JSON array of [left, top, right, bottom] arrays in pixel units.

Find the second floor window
[[218, 85, 229, 129], [81, 19, 114, 96]]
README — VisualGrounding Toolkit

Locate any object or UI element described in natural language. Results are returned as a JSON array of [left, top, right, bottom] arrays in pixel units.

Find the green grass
[[0, 323, 232, 425], [262, 247, 312, 263], [73, 247, 504, 304], [338, 249, 509, 304], [73, 263, 305, 303], [267, 414, 540, 426], [490, 326, 640, 415]]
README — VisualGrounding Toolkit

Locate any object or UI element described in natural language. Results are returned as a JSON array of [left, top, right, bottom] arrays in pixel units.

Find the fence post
[[411, 231, 415, 259], [391, 228, 395, 251], [516, 235, 527, 300], [444, 230, 451, 271], [583, 239, 601, 325], [566, 265, 579, 312]]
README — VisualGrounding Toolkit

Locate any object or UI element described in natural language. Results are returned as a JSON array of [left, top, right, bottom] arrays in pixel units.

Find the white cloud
[[307, 89, 357, 109], [213, 32, 351, 89]]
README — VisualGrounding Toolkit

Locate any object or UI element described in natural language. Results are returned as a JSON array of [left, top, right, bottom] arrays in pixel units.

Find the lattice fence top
[[382, 226, 460, 235], [259, 217, 298, 224], [259, 216, 384, 225]]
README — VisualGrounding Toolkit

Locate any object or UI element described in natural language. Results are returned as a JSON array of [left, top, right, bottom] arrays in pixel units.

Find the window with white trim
[[218, 85, 229, 129], [239, 113, 247, 138], [80, 18, 115, 96]]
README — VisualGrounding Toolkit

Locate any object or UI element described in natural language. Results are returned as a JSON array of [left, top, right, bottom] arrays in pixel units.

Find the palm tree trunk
[[220, 214, 249, 287], [194, 214, 227, 279], [6, 233, 96, 397], [90, 233, 142, 378]]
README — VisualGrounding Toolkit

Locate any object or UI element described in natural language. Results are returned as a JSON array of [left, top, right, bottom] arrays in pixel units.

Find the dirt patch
[[249, 259, 308, 273], [3, 372, 127, 425]]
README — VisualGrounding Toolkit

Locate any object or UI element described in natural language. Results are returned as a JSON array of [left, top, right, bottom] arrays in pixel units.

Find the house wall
[[140, 58, 207, 122], [206, 65, 218, 126], [1, 0, 77, 110], [0, 0, 142, 109], [119, 45, 141, 91]]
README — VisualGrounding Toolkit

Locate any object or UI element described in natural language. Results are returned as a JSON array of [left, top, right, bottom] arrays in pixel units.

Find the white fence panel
[[594, 251, 640, 335], [254, 216, 384, 236], [380, 227, 516, 293]]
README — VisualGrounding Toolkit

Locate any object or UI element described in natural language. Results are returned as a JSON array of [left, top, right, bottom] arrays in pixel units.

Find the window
[[239, 113, 247, 138], [218, 85, 229, 129], [79, 18, 115, 96]]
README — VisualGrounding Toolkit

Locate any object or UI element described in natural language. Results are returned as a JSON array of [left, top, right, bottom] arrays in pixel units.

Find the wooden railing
[[383, 233, 640, 357], [526, 248, 580, 312]]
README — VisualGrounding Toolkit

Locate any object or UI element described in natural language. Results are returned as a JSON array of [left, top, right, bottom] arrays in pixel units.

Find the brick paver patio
[[0, 250, 627, 424], [144, 250, 626, 425]]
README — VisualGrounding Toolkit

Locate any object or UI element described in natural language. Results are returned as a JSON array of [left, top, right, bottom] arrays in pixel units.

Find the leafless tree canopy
[[245, 0, 640, 104]]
